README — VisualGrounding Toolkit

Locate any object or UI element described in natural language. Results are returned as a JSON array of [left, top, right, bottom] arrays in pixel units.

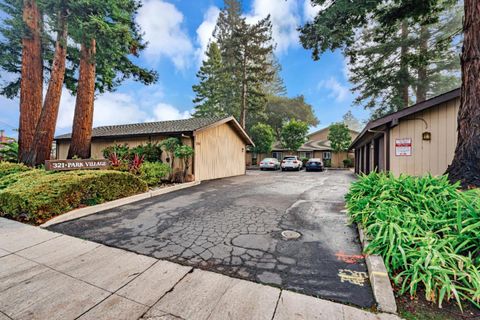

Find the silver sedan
[[259, 158, 280, 170]]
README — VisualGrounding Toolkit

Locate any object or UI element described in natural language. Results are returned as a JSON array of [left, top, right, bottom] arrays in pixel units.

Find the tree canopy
[[250, 123, 275, 154], [328, 123, 352, 153], [280, 119, 309, 152]]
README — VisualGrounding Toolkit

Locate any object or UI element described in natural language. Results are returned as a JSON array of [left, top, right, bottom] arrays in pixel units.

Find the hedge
[[0, 162, 31, 179], [345, 172, 480, 309], [139, 162, 171, 186], [0, 170, 147, 224]]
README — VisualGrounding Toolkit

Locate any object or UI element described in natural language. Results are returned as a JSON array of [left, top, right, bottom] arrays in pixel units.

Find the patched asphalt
[[48, 170, 375, 308]]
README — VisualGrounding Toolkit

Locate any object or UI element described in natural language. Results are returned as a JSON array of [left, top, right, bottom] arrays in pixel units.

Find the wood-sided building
[[55, 116, 253, 181], [350, 88, 460, 176], [246, 126, 358, 168]]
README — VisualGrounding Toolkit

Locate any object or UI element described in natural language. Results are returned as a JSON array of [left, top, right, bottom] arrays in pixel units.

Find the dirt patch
[[397, 290, 480, 320]]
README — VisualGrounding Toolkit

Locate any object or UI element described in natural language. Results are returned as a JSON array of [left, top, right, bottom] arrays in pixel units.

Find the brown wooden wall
[[389, 97, 459, 176], [56, 135, 193, 175], [194, 122, 246, 180]]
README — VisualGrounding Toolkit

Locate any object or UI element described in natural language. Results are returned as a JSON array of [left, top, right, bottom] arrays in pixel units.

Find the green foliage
[[0, 161, 30, 179], [102, 143, 163, 163], [0, 170, 147, 223], [280, 119, 309, 152], [195, 0, 277, 128], [343, 158, 353, 168], [192, 42, 231, 118], [299, 0, 461, 119], [328, 123, 352, 153], [0, 141, 18, 162], [102, 144, 130, 159], [139, 162, 171, 186], [131, 142, 162, 163], [250, 123, 275, 154], [0, 0, 158, 99], [174, 145, 194, 160], [264, 95, 319, 138], [174, 145, 194, 182], [323, 159, 331, 167], [345, 172, 480, 309]]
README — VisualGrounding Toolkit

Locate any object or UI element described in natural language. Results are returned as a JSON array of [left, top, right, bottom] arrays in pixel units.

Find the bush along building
[[350, 88, 460, 176], [247, 126, 358, 168], [55, 116, 253, 181]]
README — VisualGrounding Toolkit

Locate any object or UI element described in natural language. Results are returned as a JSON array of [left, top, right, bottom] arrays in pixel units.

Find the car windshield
[[284, 157, 296, 160], [262, 158, 276, 162], [308, 159, 321, 162]]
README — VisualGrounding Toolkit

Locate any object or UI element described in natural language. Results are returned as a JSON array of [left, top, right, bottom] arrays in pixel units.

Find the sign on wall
[[45, 159, 110, 171], [395, 138, 412, 156]]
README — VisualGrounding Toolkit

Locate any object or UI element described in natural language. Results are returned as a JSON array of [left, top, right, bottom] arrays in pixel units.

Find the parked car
[[281, 156, 303, 171], [259, 158, 280, 170], [305, 158, 324, 172]]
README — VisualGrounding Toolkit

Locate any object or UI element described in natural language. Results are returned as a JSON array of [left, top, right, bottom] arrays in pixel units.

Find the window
[[323, 151, 331, 160], [272, 152, 283, 160], [299, 152, 312, 159]]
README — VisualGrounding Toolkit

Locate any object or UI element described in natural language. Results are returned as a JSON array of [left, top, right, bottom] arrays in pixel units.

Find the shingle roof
[[55, 116, 229, 140]]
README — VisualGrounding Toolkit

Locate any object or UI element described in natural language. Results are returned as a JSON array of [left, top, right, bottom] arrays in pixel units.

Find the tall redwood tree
[[18, 0, 43, 163], [67, 38, 96, 159], [24, 3, 68, 166], [446, 0, 480, 187]]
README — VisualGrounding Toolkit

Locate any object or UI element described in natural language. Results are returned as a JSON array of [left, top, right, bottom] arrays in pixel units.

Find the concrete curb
[[357, 223, 397, 314], [41, 181, 201, 228]]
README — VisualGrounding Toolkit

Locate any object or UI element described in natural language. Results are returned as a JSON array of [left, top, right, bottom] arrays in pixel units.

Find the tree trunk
[[416, 25, 429, 103], [68, 38, 96, 159], [24, 5, 68, 167], [18, 0, 43, 163], [400, 20, 409, 108], [446, 0, 480, 188]]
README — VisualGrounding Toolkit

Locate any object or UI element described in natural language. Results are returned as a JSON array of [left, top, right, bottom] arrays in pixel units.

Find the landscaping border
[[357, 223, 397, 314], [41, 181, 201, 228]]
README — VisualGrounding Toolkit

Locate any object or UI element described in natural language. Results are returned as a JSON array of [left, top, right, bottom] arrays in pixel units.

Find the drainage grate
[[281, 230, 301, 240]]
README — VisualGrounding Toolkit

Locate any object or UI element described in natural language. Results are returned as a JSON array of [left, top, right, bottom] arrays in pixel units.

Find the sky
[[0, 0, 370, 138]]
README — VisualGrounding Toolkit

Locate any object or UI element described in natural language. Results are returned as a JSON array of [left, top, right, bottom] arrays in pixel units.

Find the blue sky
[[0, 0, 370, 138]]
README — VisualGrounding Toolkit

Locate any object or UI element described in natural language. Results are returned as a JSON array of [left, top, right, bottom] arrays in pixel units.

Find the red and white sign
[[395, 138, 412, 156]]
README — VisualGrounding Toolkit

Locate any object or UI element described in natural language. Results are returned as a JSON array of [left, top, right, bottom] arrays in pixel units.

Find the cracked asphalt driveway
[[49, 170, 375, 308]]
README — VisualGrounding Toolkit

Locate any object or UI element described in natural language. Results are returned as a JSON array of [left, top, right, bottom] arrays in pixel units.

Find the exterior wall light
[[422, 131, 431, 141]]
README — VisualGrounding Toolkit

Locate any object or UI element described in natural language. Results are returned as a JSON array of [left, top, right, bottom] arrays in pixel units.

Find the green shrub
[[0, 142, 18, 162], [0, 162, 31, 179], [0, 170, 147, 223], [131, 142, 163, 162], [102, 143, 130, 159], [343, 158, 353, 168], [139, 162, 171, 186], [0, 170, 44, 190], [345, 172, 480, 309], [323, 159, 331, 167]]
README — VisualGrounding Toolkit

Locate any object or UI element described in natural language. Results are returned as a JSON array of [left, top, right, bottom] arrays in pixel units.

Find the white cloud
[[151, 103, 192, 121], [56, 88, 191, 135], [303, 0, 320, 22], [195, 6, 220, 66], [318, 77, 351, 102], [246, 0, 301, 53], [56, 89, 150, 131], [137, 0, 194, 70]]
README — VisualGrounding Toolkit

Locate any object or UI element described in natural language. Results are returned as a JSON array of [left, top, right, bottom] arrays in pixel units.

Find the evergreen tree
[[280, 119, 309, 152], [264, 95, 319, 139], [328, 123, 352, 153], [346, 5, 461, 119], [0, 0, 157, 165], [192, 42, 230, 118], [299, 0, 480, 187], [210, 0, 275, 129]]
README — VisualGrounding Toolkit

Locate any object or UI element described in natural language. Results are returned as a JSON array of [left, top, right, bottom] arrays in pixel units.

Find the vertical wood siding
[[389, 98, 459, 176], [194, 123, 246, 180]]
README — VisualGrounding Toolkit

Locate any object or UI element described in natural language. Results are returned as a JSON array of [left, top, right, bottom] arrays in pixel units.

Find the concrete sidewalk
[[0, 218, 400, 320]]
